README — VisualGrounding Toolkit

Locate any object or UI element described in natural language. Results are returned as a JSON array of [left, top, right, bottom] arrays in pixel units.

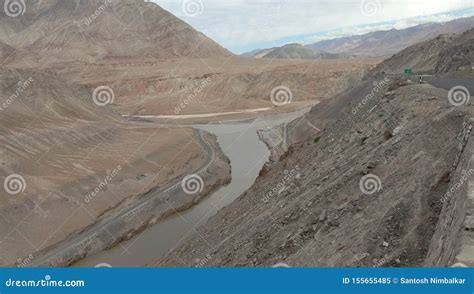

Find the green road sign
[[404, 68, 413, 76]]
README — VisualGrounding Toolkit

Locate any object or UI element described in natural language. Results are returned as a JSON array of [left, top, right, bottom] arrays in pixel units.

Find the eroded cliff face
[[160, 75, 473, 267], [425, 119, 473, 267]]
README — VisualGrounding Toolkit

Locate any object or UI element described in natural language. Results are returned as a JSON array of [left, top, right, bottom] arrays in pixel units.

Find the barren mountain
[[241, 48, 275, 58], [0, 0, 235, 265], [436, 28, 474, 73], [1, 0, 376, 115], [370, 28, 474, 75], [0, 66, 232, 266], [0, 0, 379, 266], [57, 57, 376, 116], [307, 16, 474, 57], [0, 0, 231, 64], [243, 43, 350, 60], [161, 31, 474, 267], [245, 16, 474, 60]]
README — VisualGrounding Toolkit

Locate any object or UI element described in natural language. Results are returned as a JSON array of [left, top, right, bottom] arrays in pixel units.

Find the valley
[[0, 0, 473, 270]]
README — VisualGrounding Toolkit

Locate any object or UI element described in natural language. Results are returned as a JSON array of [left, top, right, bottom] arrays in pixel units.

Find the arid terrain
[[0, 0, 375, 267], [159, 29, 474, 267], [57, 57, 377, 116], [0, 0, 473, 269]]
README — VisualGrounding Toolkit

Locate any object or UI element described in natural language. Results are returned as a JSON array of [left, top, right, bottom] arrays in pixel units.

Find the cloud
[[153, 0, 474, 53]]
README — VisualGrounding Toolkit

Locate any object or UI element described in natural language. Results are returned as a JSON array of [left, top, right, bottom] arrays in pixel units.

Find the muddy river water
[[75, 109, 309, 267]]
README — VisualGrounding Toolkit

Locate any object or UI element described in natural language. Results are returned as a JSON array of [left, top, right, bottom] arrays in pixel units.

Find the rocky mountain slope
[[0, 0, 235, 266], [0, 0, 379, 266], [1, 1, 376, 116], [241, 48, 275, 58], [0, 0, 231, 64], [0, 67, 230, 266], [161, 31, 474, 268], [60, 57, 375, 116], [370, 28, 474, 75], [307, 16, 474, 57]]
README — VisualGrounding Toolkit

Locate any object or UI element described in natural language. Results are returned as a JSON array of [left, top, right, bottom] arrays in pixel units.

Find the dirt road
[[27, 129, 221, 267]]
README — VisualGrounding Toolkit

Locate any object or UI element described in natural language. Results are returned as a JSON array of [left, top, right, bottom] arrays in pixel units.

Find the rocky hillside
[[0, 0, 234, 265], [160, 30, 474, 267], [0, 0, 231, 64], [307, 16, 474, 57], [1, 1, 375, 116], [0, 67, 223, 266], [161, 75, 473, 268], [370, 28, 474, 75], [436, 28, 474, 73]]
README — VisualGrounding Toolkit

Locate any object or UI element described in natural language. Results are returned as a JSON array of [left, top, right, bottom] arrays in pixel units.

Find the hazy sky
[[153, 0, 474, 53]]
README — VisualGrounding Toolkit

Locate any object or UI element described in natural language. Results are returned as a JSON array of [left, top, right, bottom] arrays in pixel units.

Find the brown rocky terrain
[[57, 57, 376, 116], [160, 30, 474, 267], [1, 1, 376, 116], [0, 67, 231, 266], [370, 28, 474, 76], [0, 0, 235, 266], [161, 75, 473, 268], [0, 0, 378, 267], [0, 0, 231, 64]]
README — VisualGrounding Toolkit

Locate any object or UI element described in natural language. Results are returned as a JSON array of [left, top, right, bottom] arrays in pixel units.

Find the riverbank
[[24, 130, 231, 267], [74, 109, 310, 267]]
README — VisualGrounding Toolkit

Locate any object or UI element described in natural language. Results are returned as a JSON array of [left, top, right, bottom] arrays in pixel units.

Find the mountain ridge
[[243, 15, 474, 59], [0, 0, 232, 64]]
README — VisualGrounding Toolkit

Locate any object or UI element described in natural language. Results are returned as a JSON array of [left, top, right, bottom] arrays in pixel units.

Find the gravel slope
[[160, 76, 473, 267]]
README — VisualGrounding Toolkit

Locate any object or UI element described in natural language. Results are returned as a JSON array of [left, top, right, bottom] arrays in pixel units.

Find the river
[[74, 109, 309, 267]]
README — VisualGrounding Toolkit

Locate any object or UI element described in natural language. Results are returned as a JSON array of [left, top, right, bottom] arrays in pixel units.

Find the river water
[[74, 109, 309, 267]]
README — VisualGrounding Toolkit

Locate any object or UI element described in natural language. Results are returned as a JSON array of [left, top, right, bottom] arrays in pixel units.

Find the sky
[[152, 0, 474, 54]]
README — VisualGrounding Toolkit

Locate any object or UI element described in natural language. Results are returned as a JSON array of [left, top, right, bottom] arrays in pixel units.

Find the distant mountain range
[[242, 43, 353, 60], [243, 16, 474, 59]]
